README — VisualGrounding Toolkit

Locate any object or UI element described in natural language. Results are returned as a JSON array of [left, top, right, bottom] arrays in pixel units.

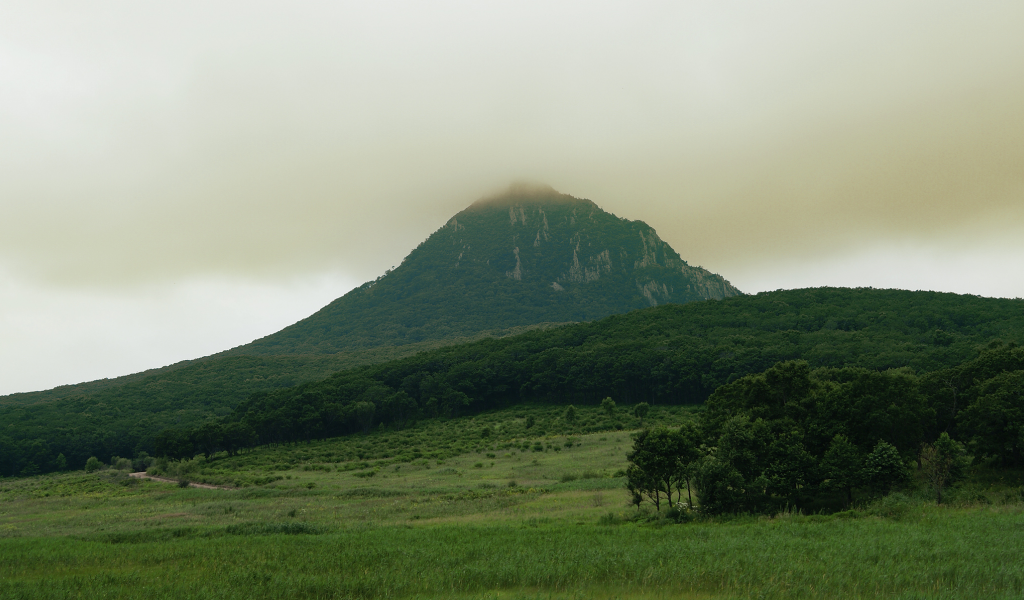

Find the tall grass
[[3, 507, 1024, 599], [4, 414, 1024, 599]]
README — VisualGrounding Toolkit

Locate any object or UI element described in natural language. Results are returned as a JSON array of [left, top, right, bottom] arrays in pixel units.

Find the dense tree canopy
[[2, 288, 1023, 477], [623, 343, 1024, 515]]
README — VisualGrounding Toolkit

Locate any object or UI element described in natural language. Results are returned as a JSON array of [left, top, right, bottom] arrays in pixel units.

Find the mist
[[2, 0, 1023, 393]]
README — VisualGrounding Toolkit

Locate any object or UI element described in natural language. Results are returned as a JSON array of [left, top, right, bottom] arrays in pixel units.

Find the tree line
[[625, 346, 1022, 515]]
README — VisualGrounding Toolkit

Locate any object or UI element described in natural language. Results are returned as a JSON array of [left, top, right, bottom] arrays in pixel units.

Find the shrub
[[132, 452, 154, 472], [866, 492, 912, 520], [84, 457, 103, 473], [666, 506, 695, 523]]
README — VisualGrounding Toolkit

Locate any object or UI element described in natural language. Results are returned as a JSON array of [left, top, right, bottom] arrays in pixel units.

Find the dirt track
[[129, 472, 233, 490]]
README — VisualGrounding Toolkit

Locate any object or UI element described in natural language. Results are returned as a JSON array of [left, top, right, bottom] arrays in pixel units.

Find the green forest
[[3, 287, 1023, 478]]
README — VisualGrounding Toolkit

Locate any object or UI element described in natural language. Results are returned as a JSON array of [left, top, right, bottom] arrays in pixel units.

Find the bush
[[111, 456, 133, 471], [866, 492, 912, 520], [132, 452, 154, 472], [665, 506, 695, 524], [84, 457, 103, 473]]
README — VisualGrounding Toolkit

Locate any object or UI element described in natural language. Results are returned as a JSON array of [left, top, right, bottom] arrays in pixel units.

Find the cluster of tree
[[624, 352, 1016, 515], [2, 288, 1023, 476]]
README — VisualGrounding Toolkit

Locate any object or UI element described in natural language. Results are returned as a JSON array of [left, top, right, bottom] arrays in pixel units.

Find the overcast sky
[[2, 1, 1023, 395]]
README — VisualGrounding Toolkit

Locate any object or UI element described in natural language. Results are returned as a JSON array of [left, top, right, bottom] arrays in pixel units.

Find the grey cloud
[[1, 0, 1022, 288]]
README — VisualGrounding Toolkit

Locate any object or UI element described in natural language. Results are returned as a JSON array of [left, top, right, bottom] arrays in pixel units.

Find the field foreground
[[3, 420, 1024, 599], [4, 508, 1024, 600]]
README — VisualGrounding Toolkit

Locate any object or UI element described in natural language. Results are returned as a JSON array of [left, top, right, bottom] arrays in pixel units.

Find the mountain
[[0, 185, 739, 458], [226, 183, 740, 356]]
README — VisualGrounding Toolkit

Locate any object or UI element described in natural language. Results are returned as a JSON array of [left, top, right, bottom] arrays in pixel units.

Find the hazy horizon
[[2, 1, 1023, 395]]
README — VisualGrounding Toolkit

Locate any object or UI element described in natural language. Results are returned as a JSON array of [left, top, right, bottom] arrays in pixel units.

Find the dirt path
[[129, 472, 234, 490]]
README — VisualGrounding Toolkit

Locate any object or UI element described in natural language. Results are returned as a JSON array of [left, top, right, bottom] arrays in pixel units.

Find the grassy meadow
[[3, 404, 1024, 599]]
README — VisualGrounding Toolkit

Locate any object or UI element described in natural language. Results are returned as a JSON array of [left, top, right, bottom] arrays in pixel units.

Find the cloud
[[0, 1, 1015, 284], [2, 1, 1024, 392], [2, 1, 1022, 290]]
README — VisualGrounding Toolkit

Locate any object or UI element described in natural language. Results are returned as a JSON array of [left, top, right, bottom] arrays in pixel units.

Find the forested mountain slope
[[225, 183, 739, 355], [209, 287, 1023, 447], [4, 287, 1023, 476]]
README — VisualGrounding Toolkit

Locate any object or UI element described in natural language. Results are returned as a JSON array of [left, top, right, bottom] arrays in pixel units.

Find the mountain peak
[[468, 182, 592, 211], [236, 188, 741, 355]]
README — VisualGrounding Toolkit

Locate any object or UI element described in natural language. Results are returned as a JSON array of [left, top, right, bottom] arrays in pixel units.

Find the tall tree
[[861, 440, 908, 495], [625, 428, 683, 510], [820, 434, 863, 507]]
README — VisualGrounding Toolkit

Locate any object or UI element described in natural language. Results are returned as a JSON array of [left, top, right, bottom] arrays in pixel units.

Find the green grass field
[[3, 405, 1024, 599]]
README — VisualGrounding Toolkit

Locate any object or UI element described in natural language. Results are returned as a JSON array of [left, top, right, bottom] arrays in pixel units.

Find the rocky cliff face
[[236, 184, 741, 355], [431, 184, 739, 306]]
